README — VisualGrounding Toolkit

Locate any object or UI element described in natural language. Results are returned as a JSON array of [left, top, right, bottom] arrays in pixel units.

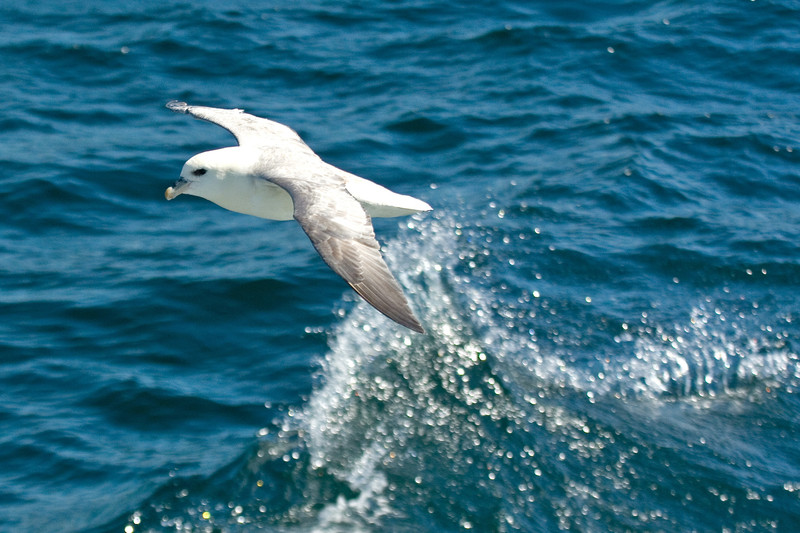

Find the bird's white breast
[[202, 172, 295, 221]]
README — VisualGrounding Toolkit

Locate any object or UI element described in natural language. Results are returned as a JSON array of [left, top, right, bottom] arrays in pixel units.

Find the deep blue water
[[2, 1, 800, 531]]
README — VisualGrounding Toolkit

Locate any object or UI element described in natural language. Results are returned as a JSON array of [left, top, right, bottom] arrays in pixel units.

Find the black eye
[[193, 168, 207, 176]]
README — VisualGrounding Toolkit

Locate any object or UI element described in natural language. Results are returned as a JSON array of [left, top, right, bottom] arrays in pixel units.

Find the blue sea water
[[1, 0, 800, 531]]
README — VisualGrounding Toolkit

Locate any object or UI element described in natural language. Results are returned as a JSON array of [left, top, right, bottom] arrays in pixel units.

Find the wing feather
[[269, 174, 424, 333], [166, 101, 316, 156]]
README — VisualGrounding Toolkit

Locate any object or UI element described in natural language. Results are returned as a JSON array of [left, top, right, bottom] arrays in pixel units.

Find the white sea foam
[[311, 442, 392, 533], [299, 213, 799, 531], [600, 304, 797, 400]]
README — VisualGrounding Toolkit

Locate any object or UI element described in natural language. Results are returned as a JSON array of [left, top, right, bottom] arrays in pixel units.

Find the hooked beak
[[165, 177, 191, 200]]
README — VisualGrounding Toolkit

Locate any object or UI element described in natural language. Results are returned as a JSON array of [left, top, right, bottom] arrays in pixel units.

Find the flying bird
[[164, 101, 431, 333]]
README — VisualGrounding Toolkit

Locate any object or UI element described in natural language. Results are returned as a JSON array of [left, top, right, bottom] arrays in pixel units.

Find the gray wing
[[268, 173, 425, 333], [166, 101, 316, 155]]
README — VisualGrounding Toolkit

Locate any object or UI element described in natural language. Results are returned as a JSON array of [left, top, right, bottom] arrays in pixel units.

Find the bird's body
[[164, 101, 431, 332]]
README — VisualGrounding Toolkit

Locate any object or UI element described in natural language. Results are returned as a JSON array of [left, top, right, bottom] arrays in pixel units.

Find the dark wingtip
[[382, 303, 426, 334], [165, 100, 189, 113], [405, 315, 425, 334], [384, 313, 425, 334], [348, 281, 425, 334]]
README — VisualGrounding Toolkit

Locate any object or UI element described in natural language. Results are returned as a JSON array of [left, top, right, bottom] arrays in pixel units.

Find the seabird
[[164, 101, 431, 333]]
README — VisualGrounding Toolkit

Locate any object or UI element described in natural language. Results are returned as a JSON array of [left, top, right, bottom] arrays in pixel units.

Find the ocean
[[1, 1, 799, 531]]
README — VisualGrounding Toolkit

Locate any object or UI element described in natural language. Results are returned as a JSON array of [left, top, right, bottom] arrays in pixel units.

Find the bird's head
[[165, 147, 259, 201]]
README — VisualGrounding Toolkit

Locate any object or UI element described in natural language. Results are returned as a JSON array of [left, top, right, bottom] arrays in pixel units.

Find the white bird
[[164, 101, 431, 333]]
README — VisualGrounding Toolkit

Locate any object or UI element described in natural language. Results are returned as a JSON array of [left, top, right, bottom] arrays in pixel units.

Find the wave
[[300, 215, 798, 531], [109, 213, 799, 532]]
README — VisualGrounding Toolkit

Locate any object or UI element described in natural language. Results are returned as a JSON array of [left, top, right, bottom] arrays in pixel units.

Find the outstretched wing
[[166, 100, 316, 156], [268, 173, 425, 333]]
